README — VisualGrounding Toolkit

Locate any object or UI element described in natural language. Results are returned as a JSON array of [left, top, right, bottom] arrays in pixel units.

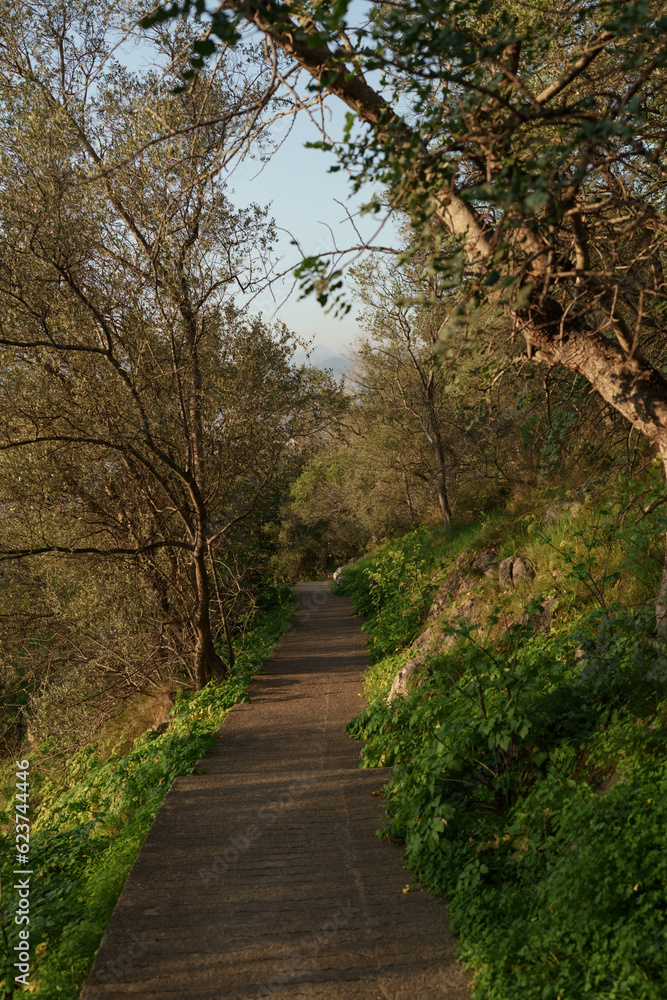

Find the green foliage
[[359, 650, 411, 705], [345, 514, 667, 999], [339, 527, 442, 661], [0, 585, 293, 999], [291, 453, 345, 514]]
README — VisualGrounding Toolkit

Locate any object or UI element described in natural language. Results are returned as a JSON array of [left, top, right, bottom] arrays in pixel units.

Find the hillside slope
[[341, 488, 667, 999]]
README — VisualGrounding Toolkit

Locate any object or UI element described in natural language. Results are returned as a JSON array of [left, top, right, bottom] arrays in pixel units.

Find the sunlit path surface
[[81, 582, 470, 999]]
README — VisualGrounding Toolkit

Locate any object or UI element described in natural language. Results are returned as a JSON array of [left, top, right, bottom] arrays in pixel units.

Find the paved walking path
[[81, 582, 470, 999]]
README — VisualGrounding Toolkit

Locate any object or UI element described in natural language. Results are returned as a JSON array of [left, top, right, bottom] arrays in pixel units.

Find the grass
[[341, 478, 667, 999], [0, 583, 294, 999]]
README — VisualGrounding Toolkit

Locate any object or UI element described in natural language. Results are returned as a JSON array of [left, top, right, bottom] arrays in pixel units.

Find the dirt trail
[[81, 581, 470, 999]]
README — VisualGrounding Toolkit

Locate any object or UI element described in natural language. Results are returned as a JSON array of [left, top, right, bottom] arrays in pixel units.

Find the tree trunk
[[192, 548, 227, 689], [656, 451, 667, 636], [424, 382, 452, 525], [655, 534, 667, 636], [219, 599, 236, 673], [433, 434, 452, 526]]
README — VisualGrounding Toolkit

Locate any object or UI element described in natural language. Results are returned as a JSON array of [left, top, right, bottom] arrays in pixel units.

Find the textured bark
[[429, 420, 452, 526], [521, 300, 667, 454], [656, 451, 667, 636], [209, 540, 236, 671], [193, 547, 227, 689]]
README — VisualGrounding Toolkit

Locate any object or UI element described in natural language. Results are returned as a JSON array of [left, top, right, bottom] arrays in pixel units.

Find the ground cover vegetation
[[340, 487, 667, 999]]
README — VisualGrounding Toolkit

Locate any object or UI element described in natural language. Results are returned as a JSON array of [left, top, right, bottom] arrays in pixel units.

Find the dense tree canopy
[[144, 0, 667, 617], [0, 0, 339, 738]]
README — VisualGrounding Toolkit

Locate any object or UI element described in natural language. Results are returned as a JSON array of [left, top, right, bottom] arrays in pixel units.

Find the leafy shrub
[[338, 526, 442, 661], [345, 520, 667, 1000]]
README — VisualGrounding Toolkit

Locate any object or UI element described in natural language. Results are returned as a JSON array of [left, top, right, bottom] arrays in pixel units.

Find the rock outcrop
[[498, 555, 535, 591], [471, 549, 499, 576], [544, 499, 585, 523], [333, 558, 356, 586], [386, 656, 424, 705], [523, 596, 557, 633], [148, 720, 169, 734], [386, 549, 548, 704], [387, 553, 497, 705], [427, 548, 498, 616]]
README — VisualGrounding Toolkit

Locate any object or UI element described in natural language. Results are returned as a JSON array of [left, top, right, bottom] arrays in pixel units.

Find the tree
[[145, 0, 667, 623], [0, 0, 334, 698], [350, 256, 457, 524]]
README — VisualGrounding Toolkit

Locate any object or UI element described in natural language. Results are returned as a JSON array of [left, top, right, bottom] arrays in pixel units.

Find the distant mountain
[[292, 345, 349, 378]]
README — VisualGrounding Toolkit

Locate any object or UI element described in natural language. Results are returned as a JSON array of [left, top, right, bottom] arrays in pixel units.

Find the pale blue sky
[[116, 4, 400, 355], [227, 102, 400, 354]]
